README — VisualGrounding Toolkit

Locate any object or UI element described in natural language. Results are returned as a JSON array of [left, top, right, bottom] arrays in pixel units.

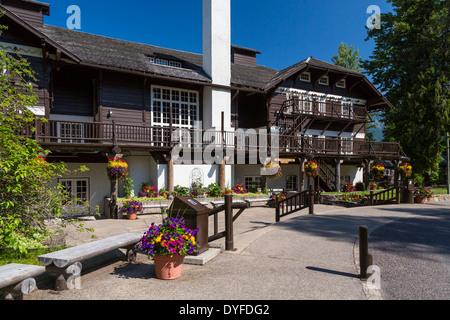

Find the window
[[169, 61, 182, 68], [148, 57, 182, 68], [151, 86, 199, 128], [286, 175, 298, 191], [317, 98, 327, 114], [319, 76, 329, 85], [302, 96, 313, 113], [244, 176, 262, 190], [299, 72, 311, 82], [341, 138, 353, 154], [58, 178, 89, 211], [341, 101, 353, 118], [336, 79, 346, 88]]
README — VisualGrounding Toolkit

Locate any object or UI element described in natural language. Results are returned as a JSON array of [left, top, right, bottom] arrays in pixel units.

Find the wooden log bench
[[0, 264, 45, 300], [244, 198, 271, 207], [38, 233, 142, 291]]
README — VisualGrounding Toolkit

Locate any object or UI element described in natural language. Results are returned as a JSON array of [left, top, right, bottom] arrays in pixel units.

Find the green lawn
[[0, 246, 66, 267]]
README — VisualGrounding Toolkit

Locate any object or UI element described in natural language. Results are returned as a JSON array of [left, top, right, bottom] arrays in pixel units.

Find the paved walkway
[[26, 201, 450, 300]]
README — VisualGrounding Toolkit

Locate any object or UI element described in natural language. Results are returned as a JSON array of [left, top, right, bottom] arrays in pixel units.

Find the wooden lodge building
[[0, 0, 407, 214]]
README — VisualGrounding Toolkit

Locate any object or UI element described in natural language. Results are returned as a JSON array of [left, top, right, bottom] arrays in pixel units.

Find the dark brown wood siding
[[232, 53, 257, 67], [268, 92, 286, 125], [2, 5, 43, 26], [51, 66, 94, 116]]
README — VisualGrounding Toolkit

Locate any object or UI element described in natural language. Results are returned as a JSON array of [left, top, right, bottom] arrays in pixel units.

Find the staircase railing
[[275, 187, 320, 222], [317, 159, 335, 191]]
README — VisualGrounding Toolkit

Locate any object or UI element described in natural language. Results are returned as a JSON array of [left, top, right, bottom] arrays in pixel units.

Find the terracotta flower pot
[[153, 255, 185, 280], [127, 213, 137, 220], [415, 197, 426, 204]]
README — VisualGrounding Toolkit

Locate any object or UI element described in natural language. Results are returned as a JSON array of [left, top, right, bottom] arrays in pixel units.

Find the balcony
[[276, 98, 368, 122], [25, 119, 406, 159]]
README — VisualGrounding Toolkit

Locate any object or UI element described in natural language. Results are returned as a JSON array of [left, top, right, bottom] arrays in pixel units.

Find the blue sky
[[44, 0, 393, 72]]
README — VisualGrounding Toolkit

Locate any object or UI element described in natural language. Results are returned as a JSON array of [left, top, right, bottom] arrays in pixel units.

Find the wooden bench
[[38, 233, 142, 291], [0, 264, 45, 300], [244, 198, 271, 207]]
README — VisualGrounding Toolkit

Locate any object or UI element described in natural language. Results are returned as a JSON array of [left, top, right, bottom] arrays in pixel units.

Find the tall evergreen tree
[[331, 42, 363, 72], [363, 0, 449, 176], [332, 42, 379, 140]]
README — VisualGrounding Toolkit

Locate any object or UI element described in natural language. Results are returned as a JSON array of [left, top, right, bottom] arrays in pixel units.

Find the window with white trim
[[319, 76, 329, 85], [341, 138, 353, 154], [286, 175, 298, 191], [151, 86, 199, 128], [336, 79, 346, 88], [148, 57, 183, 68], [317, 98, 327, 114], [302, 97, 313, 114], [59, 178, 89, 206], [341, 101, 353, 118], [299, 72, 311, 82], [244, 176, 262, 189]]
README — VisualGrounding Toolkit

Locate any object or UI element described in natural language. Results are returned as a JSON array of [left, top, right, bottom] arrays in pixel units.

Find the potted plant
[[262, 161, 282, 179], [134, 215, 199, 280], [342, 182, 355, 193], [123, 177, 135, 199], [106, 157, 128, 182], [371, 163, 386, 180], [138, 184, 159, 198], [159, 188, 170, 199], [414, 186, 433, 204], [398, 163, 412, 179], [231, 184, 248, 194], [120, 200, 143, 220], [269, 193, 287, 208], [369, 181, 378, 190], [305, 161, 319, 178]]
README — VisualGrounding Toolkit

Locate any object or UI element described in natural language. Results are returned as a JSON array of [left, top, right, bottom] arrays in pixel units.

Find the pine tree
[[363, 0, 449, 176]]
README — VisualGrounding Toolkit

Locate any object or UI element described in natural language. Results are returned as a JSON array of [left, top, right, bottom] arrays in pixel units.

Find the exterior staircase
[[317, 159, 335, 192]]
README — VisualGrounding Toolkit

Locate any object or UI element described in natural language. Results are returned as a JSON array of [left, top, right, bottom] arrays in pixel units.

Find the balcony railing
[[27, 119, 405, 158], [278, 98, 368, 121]]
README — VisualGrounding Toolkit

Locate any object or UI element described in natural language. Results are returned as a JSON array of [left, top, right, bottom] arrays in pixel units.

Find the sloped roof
[[36, 25, 278, 90], [36, 25, 212, 84], [263, 57, 364, 91]]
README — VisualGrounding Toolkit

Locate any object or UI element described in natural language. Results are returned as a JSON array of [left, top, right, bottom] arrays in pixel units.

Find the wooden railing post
[[112, 120, 117, 146], [225, 194, 234, 251], [275, 197, 280, 222], [309, 184, 314, 215]]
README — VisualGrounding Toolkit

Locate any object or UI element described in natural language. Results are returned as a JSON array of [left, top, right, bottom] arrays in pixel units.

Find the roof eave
[[0, 5, 80, 62]]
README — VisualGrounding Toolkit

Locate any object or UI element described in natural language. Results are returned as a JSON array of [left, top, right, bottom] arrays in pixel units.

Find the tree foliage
[[363, 0, 450, 176], [0, 19, 93, 253], [331, 42, 363, 72]]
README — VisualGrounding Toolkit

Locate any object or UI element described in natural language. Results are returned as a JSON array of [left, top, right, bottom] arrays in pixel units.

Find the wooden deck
[[24, 119, 406, 159]]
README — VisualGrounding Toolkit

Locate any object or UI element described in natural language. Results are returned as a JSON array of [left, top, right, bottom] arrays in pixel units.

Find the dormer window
[[319, 76, 329, 85], [148, 57, 183, 68], [299, 72, 311, 82], [336, 79, 346, 88]]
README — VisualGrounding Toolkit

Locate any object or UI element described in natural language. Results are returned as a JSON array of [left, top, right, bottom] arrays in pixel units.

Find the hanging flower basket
[[371, 164, 386, 180], [262, 161, 282, 179], [398, 163, 412, 179], [107, 157, 128, 182], [305, 161, 319, 178]]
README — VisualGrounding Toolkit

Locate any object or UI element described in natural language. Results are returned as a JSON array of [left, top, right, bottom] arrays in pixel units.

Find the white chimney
[[202, 0, 232, 130]]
